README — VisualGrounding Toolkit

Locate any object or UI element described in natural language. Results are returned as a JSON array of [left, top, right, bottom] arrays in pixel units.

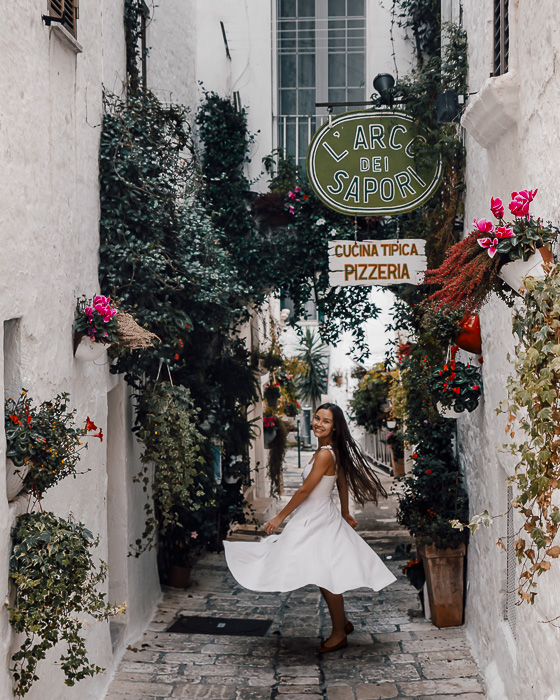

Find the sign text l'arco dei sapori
[[329, 239, 427, 287], [307, 110, 443, 216]]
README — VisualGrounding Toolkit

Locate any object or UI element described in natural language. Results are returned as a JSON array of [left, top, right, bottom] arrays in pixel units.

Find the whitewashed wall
[[0, 1, 209, 696], [459, 1, 560, 698]]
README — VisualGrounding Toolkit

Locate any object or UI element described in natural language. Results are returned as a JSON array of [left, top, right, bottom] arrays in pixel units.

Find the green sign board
[[306, 110, 443, 216]]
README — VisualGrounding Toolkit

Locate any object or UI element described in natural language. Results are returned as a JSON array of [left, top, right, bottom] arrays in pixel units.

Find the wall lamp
[[373, 73, 395, 106]]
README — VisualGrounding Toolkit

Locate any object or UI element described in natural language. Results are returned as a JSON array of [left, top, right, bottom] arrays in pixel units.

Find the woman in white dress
[[223, 403, 396, 653]]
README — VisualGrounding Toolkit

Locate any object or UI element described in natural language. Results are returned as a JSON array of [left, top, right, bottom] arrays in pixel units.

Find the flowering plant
[[263, 415, 277, 429], [431, 346, 482, 413], [286, 186, 309, 215], [74, 295, 119, 344], [263, 383, 281, 404], [5, 391, 103, 498], [426, 189, 558, 312]]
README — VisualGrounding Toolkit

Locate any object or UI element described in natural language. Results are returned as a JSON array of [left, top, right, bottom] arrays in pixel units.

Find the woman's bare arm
[[337, 469, 357, 528], [264, 450, 333, 534]]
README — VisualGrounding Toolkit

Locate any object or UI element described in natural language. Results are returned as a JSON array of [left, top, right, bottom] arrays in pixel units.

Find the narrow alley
[[103, 450, 485, 700]]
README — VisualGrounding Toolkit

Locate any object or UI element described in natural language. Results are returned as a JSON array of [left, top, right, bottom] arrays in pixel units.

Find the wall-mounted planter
[[74, 333, 111, 362], [263, 428, 277, 447], [455, 314, 482, 355], [6, 458, 28, 501], [498, 247, 553, 295]]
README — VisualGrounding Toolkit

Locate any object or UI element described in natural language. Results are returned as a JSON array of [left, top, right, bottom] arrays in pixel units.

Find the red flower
[[93, 428, 104, 442], [472, 384, 480, 391], [85, 417, 97, 431], [426, 469, 432, 475], [444, 364, 449, 371], [303, 194, 309, 200], [178, 339, 184, 348], [478, 356, 484, 364], [453, 387, 461, 394], [10, 414, 22, 426], [26, 415, 32, 425], [174, 353, 180, 360], [412, 453, 418, 459]]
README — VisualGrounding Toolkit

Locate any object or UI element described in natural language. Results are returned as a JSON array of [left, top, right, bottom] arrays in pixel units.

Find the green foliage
[[294, 328, 328, 410], [431, 350, 483, 414], [8, 512, 124, 696], [497, 266, 560, 602], [5, 391, 101, 498], [392, 0, 442, 67], [131, 382, 208, 554], [267, 418, 289, 497], [350, 364, 392, 432]]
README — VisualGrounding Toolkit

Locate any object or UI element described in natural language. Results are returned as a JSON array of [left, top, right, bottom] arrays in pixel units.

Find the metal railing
[[362, 427, 392, 472], [275, 114, 327, 166]]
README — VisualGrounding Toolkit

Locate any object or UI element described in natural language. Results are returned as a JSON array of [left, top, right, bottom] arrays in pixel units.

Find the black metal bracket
[[42, 14, 65, 26]]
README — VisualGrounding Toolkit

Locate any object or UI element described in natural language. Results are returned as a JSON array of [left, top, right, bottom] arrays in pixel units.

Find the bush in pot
[[4, 391, 103, 500], [425, 189, 558, 313]]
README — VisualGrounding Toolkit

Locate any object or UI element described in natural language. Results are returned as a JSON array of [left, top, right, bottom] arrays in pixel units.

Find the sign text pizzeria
[[329, 239, 427, 287]]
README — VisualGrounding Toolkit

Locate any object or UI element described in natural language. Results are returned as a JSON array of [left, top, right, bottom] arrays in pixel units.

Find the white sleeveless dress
[[223, 446, 397, 594]]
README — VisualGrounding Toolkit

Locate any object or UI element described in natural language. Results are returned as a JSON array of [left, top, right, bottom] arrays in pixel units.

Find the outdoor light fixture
[[436, 89, 467, 124], [373, 73, 395, 106]]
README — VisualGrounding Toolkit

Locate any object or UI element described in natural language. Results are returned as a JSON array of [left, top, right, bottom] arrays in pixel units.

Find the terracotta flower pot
[[168, 564, 192, 588], [455, 314, 482, 355], [419, 543, 466, 627], [6, 458, 28, 501], [390, 450, 405, 477], [498, 247, 553, 294]]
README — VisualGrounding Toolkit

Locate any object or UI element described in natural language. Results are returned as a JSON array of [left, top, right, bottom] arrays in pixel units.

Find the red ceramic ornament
[[455, 314, 482, 355]]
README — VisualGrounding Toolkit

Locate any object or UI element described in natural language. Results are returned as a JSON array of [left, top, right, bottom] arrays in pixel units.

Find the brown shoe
[[318, 636, 348, 653], [344, 620, 354, 635]]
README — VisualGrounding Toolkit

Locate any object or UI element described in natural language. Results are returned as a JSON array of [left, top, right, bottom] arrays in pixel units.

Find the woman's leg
[[319, 587, 347, 645]]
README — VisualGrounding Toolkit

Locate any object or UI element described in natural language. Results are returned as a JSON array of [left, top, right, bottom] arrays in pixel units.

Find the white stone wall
[[460, 1, 560, 697], [0, 1, 206, 697]]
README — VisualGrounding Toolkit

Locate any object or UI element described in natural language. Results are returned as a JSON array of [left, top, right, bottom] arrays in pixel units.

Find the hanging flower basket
[[6, 458, 29, 501], [74, 333, 111, 362], [455, 314, 482, 355], [263, 416, 278, 447], [431, 346, 483, 415], [498, 246, 553, 294]]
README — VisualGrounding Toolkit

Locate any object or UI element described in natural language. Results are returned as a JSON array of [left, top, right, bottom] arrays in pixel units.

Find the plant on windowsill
[[8, 511, 125, 697], [4, 390, 103, 501], [425, 190, 558, 313]]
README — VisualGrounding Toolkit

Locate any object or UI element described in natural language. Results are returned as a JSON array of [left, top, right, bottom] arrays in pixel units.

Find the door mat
[[167, 615, 273, 637]]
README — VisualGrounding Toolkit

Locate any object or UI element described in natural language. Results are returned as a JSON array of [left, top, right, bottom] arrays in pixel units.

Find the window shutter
[[49, 0, 78, 37], [493, 0, 509, 76]]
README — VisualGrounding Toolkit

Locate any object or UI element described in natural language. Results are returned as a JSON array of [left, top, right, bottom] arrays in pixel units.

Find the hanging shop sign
[[307, 110, 443, 216], [329, 238, 427, 286]]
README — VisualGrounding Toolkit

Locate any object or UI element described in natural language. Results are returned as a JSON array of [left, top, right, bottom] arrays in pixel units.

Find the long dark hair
[[317, 403, 387, 506]]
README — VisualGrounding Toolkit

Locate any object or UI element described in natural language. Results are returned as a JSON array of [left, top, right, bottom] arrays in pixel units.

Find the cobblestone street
[[104, 450, 485, 700]]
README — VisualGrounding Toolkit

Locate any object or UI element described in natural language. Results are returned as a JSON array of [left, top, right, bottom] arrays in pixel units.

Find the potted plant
[[263, 382, 281, 408], [386, 430, 405, 477], [331, 370, 343, 387], [263, 415, 278, 446], [425, 189, 557, 313], [74, 294, 119, 361], [431, 346, 483, 418], [349, 363, 392, 432], [4, 391, 102, 501], [8, 511, 125, 696]]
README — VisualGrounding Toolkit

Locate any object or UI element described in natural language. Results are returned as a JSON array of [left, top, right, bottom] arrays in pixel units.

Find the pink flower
[[495, 226, 514, 239], [288, 191, 295, 199], [190, 532, 198, 539], [477, 237, 499, 258], [509, 189, 538, 218], [473, 218, 495, 233], [490, 197, 504, 219]]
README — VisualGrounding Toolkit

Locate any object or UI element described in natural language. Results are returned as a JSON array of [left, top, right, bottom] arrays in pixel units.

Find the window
[[493, 0, 509, 76], [277, 0, 366, 166], [48, 0, 79, 38]]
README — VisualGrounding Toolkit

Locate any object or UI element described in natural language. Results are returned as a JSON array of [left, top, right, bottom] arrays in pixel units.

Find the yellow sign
[[329, 239, 427, 286]]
